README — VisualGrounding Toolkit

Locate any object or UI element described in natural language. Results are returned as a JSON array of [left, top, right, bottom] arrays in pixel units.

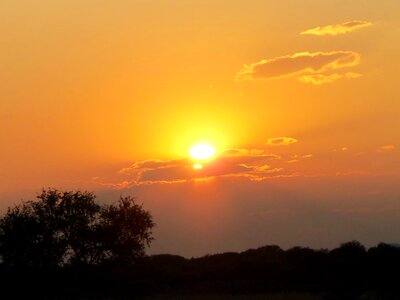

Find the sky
[[1, 0, 400, 257]]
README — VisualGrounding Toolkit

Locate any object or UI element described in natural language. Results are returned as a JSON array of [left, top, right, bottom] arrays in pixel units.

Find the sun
[[189, 143, 216, 160]]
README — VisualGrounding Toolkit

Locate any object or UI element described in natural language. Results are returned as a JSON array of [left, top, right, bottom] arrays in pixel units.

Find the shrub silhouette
[[0, 188, 154, 268]]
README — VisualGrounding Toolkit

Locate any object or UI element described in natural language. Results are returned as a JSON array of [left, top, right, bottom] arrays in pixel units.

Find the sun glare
[[193, 163, 203, 170], [189, 143, 216, 160]]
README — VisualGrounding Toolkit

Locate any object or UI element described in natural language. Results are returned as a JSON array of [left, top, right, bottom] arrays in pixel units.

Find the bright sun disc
[[189, 143, 216, 160]]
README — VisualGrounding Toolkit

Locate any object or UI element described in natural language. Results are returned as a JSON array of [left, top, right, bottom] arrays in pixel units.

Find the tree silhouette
[[0, 189, 154, 268], [100, 196, 155, 265]]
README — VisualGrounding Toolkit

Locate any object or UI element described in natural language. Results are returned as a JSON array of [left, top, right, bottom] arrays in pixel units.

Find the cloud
[[287, 154, 313, 163], [118, 159, 182, 175], [298, 72, 361, 85], [267, 137, 298, 146], [136, 150, 283, 184], [301, 20, 372, 36], [378, 145, 396, 152], [223, 148, 265, 156], [236, 51, 361, 82], [96, 139, 400, 189], [95, 148, 291, 188]]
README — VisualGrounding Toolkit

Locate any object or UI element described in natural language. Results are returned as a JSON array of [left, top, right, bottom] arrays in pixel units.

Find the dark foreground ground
[[1, 242, 400, 299], [141, 292, 384, 300], [144, 294, 323, 300]]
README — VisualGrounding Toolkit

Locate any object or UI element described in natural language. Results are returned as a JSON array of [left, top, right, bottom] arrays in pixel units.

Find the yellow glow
[[193, 163, 203, 170], [189, 143, 217, 160]]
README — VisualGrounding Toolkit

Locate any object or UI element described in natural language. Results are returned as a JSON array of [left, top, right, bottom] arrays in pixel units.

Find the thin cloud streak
[[378, 145, 396, 152], [236, 51, 361, 84], [267, 137, 298, 146], [298, 72, 362, 85], [301, 20, 372, 36]]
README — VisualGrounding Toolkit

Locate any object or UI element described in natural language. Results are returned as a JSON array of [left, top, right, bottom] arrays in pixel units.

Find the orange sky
[[1, 0, 400, 256]]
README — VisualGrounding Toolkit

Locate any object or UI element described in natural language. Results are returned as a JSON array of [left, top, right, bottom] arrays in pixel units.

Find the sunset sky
[[1, 0, 400, 257]]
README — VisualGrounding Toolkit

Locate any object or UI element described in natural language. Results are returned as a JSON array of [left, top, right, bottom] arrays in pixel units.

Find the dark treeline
[[1, 241, 400, 299], [1, 189, 399, 299]]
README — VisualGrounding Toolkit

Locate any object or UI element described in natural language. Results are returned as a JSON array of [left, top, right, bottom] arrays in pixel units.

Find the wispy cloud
[[301, 20, 372, 36], [131, 150, 282, 185], [298, 72, 362, 85], [94, 148, 310, 188], [267, 137, 298, 146], [378, 144, 396, 152], [94, 141, 400, 189], [287, 154, 313, 163], [236, 51, 361, 83]]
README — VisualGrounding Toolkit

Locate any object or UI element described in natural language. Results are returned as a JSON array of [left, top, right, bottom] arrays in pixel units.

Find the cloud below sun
[[102, 151, 285, 188], [94, 138, 307, 188], [94, 137, 399, 190]]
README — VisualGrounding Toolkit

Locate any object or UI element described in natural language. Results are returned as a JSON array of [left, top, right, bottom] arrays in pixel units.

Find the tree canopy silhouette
[[0, 189, 154, 268]]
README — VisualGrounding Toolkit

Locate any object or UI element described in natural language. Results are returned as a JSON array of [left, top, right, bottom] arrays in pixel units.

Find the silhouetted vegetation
[[0, 189, 154, 268], [0, 189, 399, 299]]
